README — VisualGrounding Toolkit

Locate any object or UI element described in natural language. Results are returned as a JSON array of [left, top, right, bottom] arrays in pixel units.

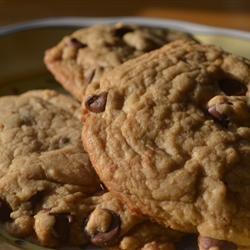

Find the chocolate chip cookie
[[87, 192, 182, 250], [44, 23, 195, 101], [0, 89, 98, 246], [82, 39, 250, 249], [0, 90, 181, 249]]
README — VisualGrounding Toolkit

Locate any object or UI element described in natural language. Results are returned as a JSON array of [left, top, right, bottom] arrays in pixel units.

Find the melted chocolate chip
[[198, 236, 237, 250], [114, 27, 133, 37], [0, 198, 12, 222], [85, 92, 108, 113], [53, 214, 73, 243], [67, 214, 74, 223], [100, 183, 108, 192], [68, 38, 87, 49], [86, 69, 96, 84], [20, 116, 34, 126], [208, 107, 223, 121], [218, 77, 247, 96], [93, 183, 108, 196], [176, 234, 197, 250], [29, 191, 46, 211], [87, 210, 121, 247], [59, 137, 70, 148], [208, 106, 229, 127]]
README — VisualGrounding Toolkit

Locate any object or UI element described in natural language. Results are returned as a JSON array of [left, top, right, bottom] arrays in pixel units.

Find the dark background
[[0, 0, 250, 31]]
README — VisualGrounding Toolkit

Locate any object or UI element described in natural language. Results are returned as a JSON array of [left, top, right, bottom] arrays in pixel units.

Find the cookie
[[87, 192, 182, 250], [0, 90, 181, 249], [44, 23, 195, 101], [82, 39, 250, 249], [0, 89, 98, 246], [110, 220, 180, 250]]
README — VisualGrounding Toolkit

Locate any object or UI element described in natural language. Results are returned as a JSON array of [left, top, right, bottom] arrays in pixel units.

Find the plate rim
[[0, 16, 250, 41]]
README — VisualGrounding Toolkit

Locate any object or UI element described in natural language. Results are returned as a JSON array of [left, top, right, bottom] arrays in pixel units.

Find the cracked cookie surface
[[82, 39, 250, 248], [0, 90, 99, 246], [44, 23, 195, 101], [0, 90, 181, 249]]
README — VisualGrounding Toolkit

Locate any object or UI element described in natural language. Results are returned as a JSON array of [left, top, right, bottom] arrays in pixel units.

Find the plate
[[0, 17, 250, 250]]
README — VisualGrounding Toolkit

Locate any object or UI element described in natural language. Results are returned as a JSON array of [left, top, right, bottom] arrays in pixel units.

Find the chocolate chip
[[208, 106, 223, 121], [59, 137, 70, 147], [20, 116, 34, 126], [0, 198, 12, 222], [176, 234, 197, 250], [208, 106, 229, 127], [198, 236, 237, 250], [29, 191, 46, 211], [68, 38, 87, 49], [218, 77, 247, 96], [100, 183, 108, 192], [86, 69, 96, 84], [114, 27, 133, 37], [93, 183, 108, 196], [52, 214, 73, 243], [85, 92, 108, 113], [67, 214, 74, 223], [87, 210, 121, 247], [60, 137, 70, 144]]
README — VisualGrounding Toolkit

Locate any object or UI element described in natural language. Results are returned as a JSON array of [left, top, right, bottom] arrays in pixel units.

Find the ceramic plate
[[0, 17, 250, 250]]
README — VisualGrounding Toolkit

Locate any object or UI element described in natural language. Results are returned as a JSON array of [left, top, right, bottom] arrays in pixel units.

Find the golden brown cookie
[[87, 192, 182, 250], [82, 39, 250, 249], [0, 90, 98, 246], [0, 90, 181, 249], [44, 23, 195, 101]]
